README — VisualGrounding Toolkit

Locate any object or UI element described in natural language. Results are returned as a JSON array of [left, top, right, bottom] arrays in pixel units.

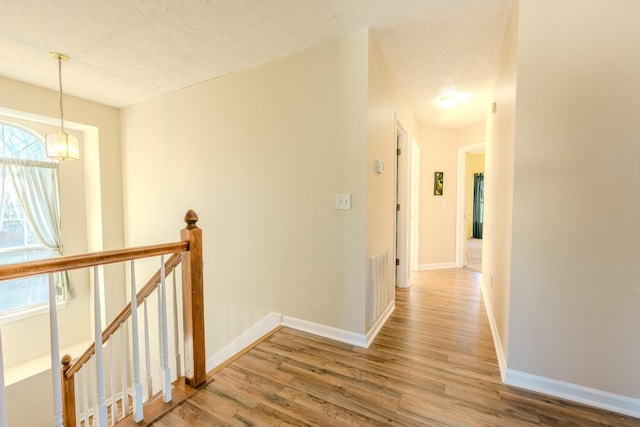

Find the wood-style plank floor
[[152, 269, 638, 426]]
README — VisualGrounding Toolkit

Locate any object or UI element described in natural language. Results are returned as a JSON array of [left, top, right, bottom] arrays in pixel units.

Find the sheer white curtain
[[7, 159, 62, 251], [2, 158, 70, 297]]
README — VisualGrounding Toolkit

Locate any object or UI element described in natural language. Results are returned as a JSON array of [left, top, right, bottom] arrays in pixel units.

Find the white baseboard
[[366, 302, 395, 347], [282, 315, 368, 348], [419, 262, 457, 271], [206, 312, 376, 371], [505, 369, 640, 419], [478, 277, 507, 381], [206, 313, 282, 371], [477, 280, 639, 418]]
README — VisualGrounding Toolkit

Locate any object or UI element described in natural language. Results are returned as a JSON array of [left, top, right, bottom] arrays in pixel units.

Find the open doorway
[[395, 120, 410, 288], [455, 143, 485, 271], [466, 170, 484, 271]]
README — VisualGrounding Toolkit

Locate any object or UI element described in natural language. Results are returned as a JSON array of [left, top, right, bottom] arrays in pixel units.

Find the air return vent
[[370, 252, 388, 326]]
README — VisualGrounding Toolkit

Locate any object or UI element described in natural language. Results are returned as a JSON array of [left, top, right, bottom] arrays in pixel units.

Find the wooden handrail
[[0, 241, 188, 281], [51, 209, 205, 427], [65, 253, 183, 378]]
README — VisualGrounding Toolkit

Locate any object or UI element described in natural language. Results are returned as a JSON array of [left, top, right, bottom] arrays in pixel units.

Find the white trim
[[0, 300, 66, 325], [409, 140, 421, 272], [394, 117, 410, 288], [419, 262, 457, 271], [206, 313, 282, 371], [365, 302, 394, 347], [4, 339, 92, 386], [504, 369, 640, 419], [479, 278, 507, 380], [206, 308, 393, 373], [282, 316, 368, 348]]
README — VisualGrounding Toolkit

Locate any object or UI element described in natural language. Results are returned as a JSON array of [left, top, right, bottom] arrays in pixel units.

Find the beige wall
[[508, 0, 640, 398], [457, 122, 485, 148], [122, 31, 371, 359], [0, 76, 124, 426], [366, 35, 418, 318], [417, 127, 457, 267], [417, 122, 484, 268], [482, 0, 518, 364]]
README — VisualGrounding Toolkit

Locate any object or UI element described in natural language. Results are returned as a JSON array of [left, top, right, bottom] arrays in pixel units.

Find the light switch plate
[[336, 193, 351, 210]]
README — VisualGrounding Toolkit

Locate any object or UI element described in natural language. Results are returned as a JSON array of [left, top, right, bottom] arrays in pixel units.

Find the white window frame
[[0, 121, 66, 319]]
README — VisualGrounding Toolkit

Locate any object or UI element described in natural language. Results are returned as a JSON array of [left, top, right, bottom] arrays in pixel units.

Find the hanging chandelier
[[46, 52, 80, 160]]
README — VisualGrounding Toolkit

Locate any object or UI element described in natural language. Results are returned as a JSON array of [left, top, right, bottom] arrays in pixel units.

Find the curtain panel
[[0, 157, 70, 298], [472, 173, 484, 239]]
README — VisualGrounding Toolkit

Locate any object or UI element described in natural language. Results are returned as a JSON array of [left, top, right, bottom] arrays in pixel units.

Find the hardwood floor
[[152, 269, 637, 426]]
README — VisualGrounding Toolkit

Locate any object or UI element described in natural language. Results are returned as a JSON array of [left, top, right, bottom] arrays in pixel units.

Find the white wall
[[507, 0, 640, 399], [121, 31, 371, 359]]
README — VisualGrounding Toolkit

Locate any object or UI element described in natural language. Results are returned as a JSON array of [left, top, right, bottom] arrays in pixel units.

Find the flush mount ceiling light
[[437, 86, 461, 109], [46, 52, 80, 160]]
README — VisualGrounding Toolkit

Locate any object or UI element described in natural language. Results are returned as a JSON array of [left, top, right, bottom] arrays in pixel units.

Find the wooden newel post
[[61, 354, 76, 427], [181, 210, 206, 388]]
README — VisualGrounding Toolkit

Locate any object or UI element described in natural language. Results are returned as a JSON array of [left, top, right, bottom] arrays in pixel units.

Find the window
[[0, 122, 67, 316]]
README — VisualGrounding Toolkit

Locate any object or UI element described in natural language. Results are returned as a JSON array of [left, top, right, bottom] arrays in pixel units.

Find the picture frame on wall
[[434, 171, 444, 195]]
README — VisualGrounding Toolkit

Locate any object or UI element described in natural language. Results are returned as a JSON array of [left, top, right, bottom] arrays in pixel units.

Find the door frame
[[394, 117, 410, 288], [455, 142, 485, 267], [409, 139, 420, 272]]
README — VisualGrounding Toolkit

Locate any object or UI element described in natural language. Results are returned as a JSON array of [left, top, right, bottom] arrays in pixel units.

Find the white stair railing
[[0, 209, 205, 427]]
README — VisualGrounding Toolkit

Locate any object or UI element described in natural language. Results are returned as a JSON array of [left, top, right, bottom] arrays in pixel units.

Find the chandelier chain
[[57, 56, 65, 133]]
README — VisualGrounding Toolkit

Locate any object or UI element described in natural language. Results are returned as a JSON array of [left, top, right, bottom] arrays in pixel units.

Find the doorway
[[455, 143, 485, 270], [395, 120, 410, 288]]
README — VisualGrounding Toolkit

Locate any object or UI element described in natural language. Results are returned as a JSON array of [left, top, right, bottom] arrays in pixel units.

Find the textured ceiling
[[0, 0, 513, 128]]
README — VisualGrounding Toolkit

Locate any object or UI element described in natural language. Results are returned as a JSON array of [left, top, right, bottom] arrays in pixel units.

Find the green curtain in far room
[[472, 173, 484, 239]]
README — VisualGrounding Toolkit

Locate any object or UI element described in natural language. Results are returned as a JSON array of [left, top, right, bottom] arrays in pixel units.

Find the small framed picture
[[434, 171, 444, 195]]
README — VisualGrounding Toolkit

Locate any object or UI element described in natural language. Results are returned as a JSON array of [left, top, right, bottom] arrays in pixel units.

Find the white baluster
[[48, 273, 63, 427], [130, 261, 144, 421], [172, 270, 182, 378], [120, 323, 129, 416], [143, 299, 153, 400], [93, 267, 109, 426], [157, 283, 163, 374], [109, 341, 116, 425], [0, 326, 8, 427], [90, 357, 97, 424], [73, 372, 80, 427], [82, 367, 89, 426], [160, 256, 172, 402]]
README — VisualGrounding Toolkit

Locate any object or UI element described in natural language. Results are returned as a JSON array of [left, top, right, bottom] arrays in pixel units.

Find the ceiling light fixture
[[46, 52, 80, 160], [438, 86, 460, 109]]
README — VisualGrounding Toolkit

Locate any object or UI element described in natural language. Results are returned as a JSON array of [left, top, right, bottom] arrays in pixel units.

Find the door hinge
[[397, 148, 401, 156], [396, 204, 401, 211], [396, 258, 400, 266]]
